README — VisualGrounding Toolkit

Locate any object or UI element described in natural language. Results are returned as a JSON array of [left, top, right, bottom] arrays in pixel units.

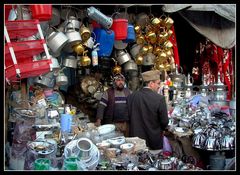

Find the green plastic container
[[63, 157, 80, 170], [34, 158, 51, 170]]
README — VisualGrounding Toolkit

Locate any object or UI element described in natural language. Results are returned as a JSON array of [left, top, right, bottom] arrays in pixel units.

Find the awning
[[162, 4, 236, 49]]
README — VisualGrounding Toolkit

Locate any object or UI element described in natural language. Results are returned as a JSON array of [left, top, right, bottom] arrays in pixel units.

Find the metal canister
[[87, 6, 113, 29]]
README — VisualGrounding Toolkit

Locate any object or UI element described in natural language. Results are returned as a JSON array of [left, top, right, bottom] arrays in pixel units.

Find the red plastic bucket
[[30, 4, 52, 21], [111, 19, 128, 40]]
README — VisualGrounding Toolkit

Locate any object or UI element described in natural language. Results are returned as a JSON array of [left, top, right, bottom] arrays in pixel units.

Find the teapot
[[192, 133, 206, 148], [169, 64, 185, 83], [73, 43, 85, 55], [80, 51, 91, 67]]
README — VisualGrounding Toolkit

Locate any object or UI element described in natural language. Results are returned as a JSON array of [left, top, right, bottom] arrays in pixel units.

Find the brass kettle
[[80, 25, 91, 42], [151, 17, 161, 28], [80, 51, 91, 67], [146, 31, 157, 44], [164, 16, 174, 30], [73, 43, 85, 55], [135, 54, 144, 65]]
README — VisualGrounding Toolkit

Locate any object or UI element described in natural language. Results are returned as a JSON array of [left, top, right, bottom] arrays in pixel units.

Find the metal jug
[[87, 6, 113, 29]]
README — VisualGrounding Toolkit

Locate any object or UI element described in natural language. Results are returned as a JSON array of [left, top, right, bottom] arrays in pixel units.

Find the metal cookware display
[[33, 72, 55, 88], [63, 26, 82, 53], [56, 72, 68, 86], [124, 59, 138, 73], [47, 30, 69, 57], [63, 55, 78, 68], [116, 50, 131, 65]]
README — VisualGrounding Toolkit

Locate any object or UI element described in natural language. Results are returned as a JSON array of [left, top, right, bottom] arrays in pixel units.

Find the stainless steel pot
[[143, 53, 155, 66], [47, 31, 69, 57], [63, 55, 77, 68], [116, 50, 131, 65], [65, 16, 81, 31], [33, 74, 55, 88], [56, 73, 68, 86], [130, 44, 142, 58], [159, 158, 173, 170], [221, 135, 235, 149], [63, 28, 82, 53], [192, 133, 206, 148], [124, 59, 138, 73]]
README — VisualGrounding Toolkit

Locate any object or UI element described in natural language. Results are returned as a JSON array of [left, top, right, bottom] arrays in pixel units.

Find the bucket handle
[[111, 11, 121, 19]]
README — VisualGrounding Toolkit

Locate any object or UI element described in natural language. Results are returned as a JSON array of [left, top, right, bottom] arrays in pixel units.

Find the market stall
[[4, 4, 236, 171]]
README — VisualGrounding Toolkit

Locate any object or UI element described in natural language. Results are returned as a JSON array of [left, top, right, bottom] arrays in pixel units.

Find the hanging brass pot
[[151, 17, 161, 28], [140, 45, 149, 55], [146, 31, 157, 44], [164, 16, 174, 30], [136, 34, 145, 45], [134, 25, 142, 34], [168, 29, 173, 38], [165, 49, 173, 57], [158, 51, 168, 62], [135, 54, 144, 65], [80, 51, 91, 67], [163, 40, 173, 50], [147, 44, 153, 53], [80, 25, 91, 42], [72, 43, 85, 55], [158, 29, 169, 44], [153, 46, 162, 55]]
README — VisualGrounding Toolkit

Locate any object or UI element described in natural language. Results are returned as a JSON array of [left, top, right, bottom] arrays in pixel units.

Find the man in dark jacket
[[95, 73, 131, 136], [127, 70, 169, 150]]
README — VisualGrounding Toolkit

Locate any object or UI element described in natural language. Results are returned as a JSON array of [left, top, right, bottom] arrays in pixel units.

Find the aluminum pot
[[63, 55, 77, 68], [47, 31, 69, 57], [56, 73, 68, 86], [116, 50, 131, 65], [143, 53, 155, 66], [33, 75, 55, 88], [65, 16, 81, 31], [124, 59, 138, 73], [159, 158, 173, 170], [130, 44, 142, 58], [63, 28, 82, 53]]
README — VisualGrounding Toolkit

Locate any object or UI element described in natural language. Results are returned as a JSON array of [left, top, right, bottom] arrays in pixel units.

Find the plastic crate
[[5, 59, 51, 81], [5, 19, 39, 39], [5, 39, 45, 60]]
